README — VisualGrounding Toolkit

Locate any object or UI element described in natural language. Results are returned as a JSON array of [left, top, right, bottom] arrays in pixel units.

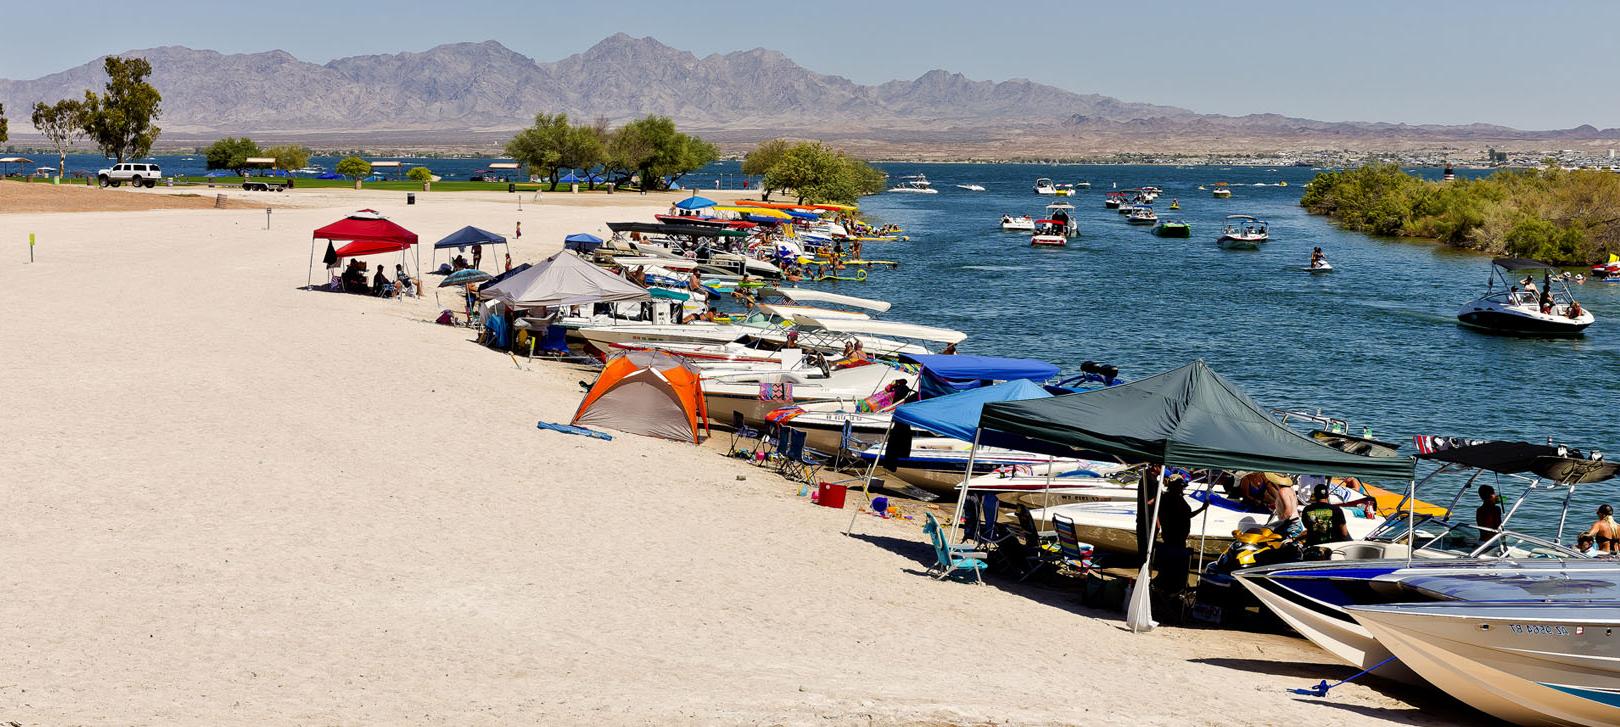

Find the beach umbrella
[[673, 196, 716, 210], [439, 269, 493, 287]]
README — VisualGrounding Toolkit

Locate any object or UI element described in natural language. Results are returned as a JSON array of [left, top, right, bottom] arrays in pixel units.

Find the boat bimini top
[[766, 287, 892, 312], [790, 314, 968, 345]]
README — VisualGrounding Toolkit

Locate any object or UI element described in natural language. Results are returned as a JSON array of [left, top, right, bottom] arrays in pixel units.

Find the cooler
[[816, 482, 847, 509]]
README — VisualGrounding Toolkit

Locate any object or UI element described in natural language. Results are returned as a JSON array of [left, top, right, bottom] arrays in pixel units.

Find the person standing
[[1300, 484, 1351, 550], [1263, 472, 1302, 539], [1151, 473, 1207, 593], [472, 244, 482, 271], [515, 221, 522, 240], [1476, 485, 1503, 534]]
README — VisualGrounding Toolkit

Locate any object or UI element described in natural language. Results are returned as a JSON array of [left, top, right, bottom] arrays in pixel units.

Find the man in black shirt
[[1300, 484, 1350, 548], [1151, 472, 1207, 593], [1476, 485, 1503, 534]]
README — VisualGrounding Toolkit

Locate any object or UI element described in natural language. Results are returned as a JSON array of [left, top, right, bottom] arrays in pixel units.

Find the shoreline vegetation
[[1300, 163, 1620, 265]]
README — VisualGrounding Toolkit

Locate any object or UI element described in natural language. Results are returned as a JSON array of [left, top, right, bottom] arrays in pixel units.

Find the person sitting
[[1310, 246, 1326, 268], [1569, 300, 1586, 319], [372, 265, 392, 297], [452, 254, 469, 270], [341, 260, 369, 294], [1539, 287, 1554, 314], [1578, 533, 1599, 556], [1582, 503, 1619, 554], [395, 264, 415, 297], [1476, 485, 1503, 535]]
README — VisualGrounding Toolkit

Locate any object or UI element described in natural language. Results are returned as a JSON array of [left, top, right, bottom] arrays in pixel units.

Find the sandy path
[[0, 188, 1465, 725]]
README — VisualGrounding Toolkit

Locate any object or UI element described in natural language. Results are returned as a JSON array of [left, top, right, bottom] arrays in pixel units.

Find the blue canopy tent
[[563, 233, 604, 254], [901, 354, 1061, 400], [846, 379, 1054, 535], [431, 226, 510, 270], [674, 196, 716, 211]]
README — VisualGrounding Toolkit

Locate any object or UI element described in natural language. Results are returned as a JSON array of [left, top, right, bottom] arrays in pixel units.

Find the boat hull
[[1457, 307, 1593, 336], [1350, 602, 1620, 726], [1152, 225, 1191, 238]]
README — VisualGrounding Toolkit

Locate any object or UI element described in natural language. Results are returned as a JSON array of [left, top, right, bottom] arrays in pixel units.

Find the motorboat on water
[[1348, 600, 1620, 726], [1591, 254, 1620, 281], [1033, 178, 1059, 195], [1000, 214, 1036, 232], [1126, 206, 1158, 225], [1044, 203, 1078, 235], [1074, 180, 1092, 189], [1030, 220, 1069, 247], [1217, 215, 1268, 249], [1456, 258, 1595, 335], [1212, 183, 1233, 198], [1151, 220, 1191, 238], [1103, 192, 1125, 209], [956, 183, 986, 192], [1052, 183, 1077, 197], [887, 174, 938, 194]]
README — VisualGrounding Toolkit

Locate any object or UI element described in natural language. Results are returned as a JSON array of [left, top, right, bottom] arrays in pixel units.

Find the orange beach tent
[[573, 351, 710, 443]]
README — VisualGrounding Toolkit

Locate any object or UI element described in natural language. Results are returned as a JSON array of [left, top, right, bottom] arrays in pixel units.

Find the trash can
[[606, 183, 615, 194], [407, 193, 416, 205], [507, 183, 516, 193], [815, 482, 848, 509]]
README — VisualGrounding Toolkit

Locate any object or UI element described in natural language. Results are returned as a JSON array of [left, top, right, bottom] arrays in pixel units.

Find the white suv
[[98, 162, 163, 188]]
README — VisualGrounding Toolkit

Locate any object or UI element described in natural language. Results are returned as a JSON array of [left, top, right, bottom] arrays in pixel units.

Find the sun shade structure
[[901, 353, 1060, 399], [308, 210, 420, 289], [978, 360, 1415, 481], [431, 226, 510, 269], [478, 250, 651, 310], [1416, 439, 1620, 483], [573, 350, 709, 443], [893, 379, 1052, 444], [563, 233, 605, 253]]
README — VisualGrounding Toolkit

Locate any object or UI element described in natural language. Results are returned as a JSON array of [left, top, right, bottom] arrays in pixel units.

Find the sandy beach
[[1, 184, 1465, 725]]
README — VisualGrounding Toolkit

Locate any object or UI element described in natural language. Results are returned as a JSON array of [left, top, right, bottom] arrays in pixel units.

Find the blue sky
[[8, 0, 1615, 129]]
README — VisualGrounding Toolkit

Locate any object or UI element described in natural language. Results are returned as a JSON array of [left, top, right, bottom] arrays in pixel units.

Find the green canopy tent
[[972, 360, 1415, 632]]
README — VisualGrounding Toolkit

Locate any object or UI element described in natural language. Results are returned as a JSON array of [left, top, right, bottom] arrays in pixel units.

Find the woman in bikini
[[1583, 503, 1619, 555]]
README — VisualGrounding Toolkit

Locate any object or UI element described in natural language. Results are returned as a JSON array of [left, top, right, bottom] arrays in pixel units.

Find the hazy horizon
[[10, 0, 1619, 130]]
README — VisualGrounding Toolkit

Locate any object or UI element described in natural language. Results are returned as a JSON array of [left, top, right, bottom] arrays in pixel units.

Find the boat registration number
[[1508, 624, 1569, 636]]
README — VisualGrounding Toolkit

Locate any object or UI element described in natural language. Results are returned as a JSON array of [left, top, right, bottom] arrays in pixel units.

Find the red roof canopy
[[313, 215, 418, 247], [335, 239, 413, 257]]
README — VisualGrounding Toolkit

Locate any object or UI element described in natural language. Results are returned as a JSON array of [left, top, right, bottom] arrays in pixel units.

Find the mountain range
[[3, 34, 1615, 155]]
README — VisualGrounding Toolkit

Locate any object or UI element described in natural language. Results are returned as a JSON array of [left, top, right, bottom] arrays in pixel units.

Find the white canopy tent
[[480, 250, 652, 310]]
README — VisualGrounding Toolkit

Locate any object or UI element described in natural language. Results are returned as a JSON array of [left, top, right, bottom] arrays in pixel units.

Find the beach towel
[[536, 421, 613, 441], [758, 382, 793, 402], [855, 388, 897, 414], [765, 406, 805, 424]]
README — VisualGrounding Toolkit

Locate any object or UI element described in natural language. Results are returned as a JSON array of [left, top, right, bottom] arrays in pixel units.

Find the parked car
[[97, 162, 163, 188]]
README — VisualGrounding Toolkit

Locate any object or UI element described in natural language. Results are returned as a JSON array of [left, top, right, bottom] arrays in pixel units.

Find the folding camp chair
[[923, 512, 987, 583], [728, 410, 763, 457], [1051, 514, 1096, 574], [777, 428, 825, 484], [1006, 505, 1061, 582], [833, 418, 878, 472]]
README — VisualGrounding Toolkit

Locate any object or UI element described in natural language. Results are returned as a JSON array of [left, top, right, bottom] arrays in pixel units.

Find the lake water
[[37, 153, 1620, 535], [846, 163, 1619, 537]]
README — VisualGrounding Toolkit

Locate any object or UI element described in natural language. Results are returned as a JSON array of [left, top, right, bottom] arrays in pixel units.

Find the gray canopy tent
[[478, 250, 651, 310], [972, 360, 1416, 631]]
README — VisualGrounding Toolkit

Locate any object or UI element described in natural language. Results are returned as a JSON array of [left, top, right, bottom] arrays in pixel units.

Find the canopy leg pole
[[1194, 472, 1214, 582], [307, 240, 316, 289], [847, 419, 895, 536], [946, 429, 983, 546], [1128, 466, 1167, 633]]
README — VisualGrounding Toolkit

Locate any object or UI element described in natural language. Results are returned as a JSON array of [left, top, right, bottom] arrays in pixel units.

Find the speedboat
[[1000, 214, 1036, 232], [1033, 178, 1058, 195], [1212, 183, 1232, 198], [955, 183, 986, 192], [1126, 206, 1157, 225], [1031, 219, 1068, 247], [1044, 203, 1078, 236], [1457, 258, 1595, 335], [1074, 181, 1092, 189], [1103, 192, 1125, 209], [859, 437, 1085, 496], [1217, 215, 1267, 249], [1243, 559, 1620, 685], [1236, 439, 1615, 681], [887, 174, 938, 194], [1151, 220, 1191, 238], [1348, 601, 1620, 725]]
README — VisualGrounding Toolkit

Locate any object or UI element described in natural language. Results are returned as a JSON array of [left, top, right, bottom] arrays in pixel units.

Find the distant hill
[[3, 34, 1616, 154]]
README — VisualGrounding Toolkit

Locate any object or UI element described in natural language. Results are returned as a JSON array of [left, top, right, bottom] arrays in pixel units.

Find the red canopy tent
[[308, 210, 421, 290]]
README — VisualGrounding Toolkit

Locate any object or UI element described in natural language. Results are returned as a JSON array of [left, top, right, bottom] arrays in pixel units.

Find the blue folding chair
[[777, 428, 825, 484], [834, 417, 877, 472], [923, 512, 987, 583], [728, 410, 763, 457]]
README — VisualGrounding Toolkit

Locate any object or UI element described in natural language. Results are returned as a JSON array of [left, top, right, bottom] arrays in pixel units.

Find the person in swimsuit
[[1582, 504, 1619, 554], [1263, 472, 1302, 539]]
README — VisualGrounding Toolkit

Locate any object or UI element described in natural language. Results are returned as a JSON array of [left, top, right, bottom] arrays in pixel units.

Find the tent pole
[[1193, 471, 1214, 581], [846, 419, 896, 536], [946, 428, 983, 546], [307, 239, 316, 289]]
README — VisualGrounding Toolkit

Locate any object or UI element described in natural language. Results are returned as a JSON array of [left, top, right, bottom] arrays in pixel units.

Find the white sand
[[0, 186, 1458, 725]]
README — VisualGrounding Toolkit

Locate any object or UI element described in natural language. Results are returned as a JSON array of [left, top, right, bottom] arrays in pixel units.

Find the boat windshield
[[1368, 514, 1579, 558]]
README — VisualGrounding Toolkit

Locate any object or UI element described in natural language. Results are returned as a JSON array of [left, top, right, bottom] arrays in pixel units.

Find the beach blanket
[[758, 382, 794, 402], [536, 421, 613, 441], [765, 406, 805, 424], [855, 388, 897, 414]]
